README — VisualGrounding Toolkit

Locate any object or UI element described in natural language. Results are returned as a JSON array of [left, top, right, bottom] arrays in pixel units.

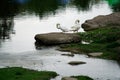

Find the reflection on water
[[57, 0, 70, 5], [0, 18, 15, 39], [14, 0, 31, 4], [0, 0, 116, 53], [0, 0, 120, 80], [72, 0, 92, 11], [0, 0, 120, 40]]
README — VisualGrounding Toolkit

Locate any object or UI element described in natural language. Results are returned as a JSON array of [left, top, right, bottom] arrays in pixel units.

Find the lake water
[[0, 0, 120, 80]]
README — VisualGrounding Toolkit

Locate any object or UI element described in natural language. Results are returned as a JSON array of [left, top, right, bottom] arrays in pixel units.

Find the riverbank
[[0, 67, 94, 80], [58, 27, 120, 62]]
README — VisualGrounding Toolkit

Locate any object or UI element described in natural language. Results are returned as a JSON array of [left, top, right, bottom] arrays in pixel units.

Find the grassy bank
[[59, 27, 120, 61], [0, 67, 57, 80]]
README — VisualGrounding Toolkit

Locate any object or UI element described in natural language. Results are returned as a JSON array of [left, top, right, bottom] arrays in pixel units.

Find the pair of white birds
[[56, 20, 80, 32]]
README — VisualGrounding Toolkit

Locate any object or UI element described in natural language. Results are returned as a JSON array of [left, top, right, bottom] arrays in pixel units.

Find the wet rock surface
[[61, 53, 74, 57], [35, 32, 81, 45], [68, 61, 86, 65], [82, 12, 120, 31], [88, 52, 103, 57], [62, 77, 77, 80]]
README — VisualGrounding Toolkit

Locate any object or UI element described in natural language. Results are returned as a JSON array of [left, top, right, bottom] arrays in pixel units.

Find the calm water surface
[[0, 0, 120, 80], [0, 0, 114, 53]]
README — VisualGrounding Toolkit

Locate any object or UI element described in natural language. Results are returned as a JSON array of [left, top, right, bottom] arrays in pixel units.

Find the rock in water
[[62, 77, 77, 80], [68, 61, 86, 65], [88, 52, 103, 57], [82, 12, 120, 31], [61, 53, 74, 57], [35, 32, 81, 45]]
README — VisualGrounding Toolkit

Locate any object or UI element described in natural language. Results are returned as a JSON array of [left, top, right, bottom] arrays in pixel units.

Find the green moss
[[0, 67, 57, 80], [79, 27, 120, 43], [72, 75, 93, 80], [60, 27, 120, 61]]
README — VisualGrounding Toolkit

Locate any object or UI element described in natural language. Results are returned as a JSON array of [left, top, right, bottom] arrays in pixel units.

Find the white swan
[[70, 20, 80, 32], [56, 23, 69, 32]]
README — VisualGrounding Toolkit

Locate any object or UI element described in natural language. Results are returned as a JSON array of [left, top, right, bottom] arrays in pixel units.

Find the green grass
[[60, 27, 120, 61], [78, 27, 120, 43], [0, 67, 57, 80], [72, 75, 93, 80], [60, 43, 106, 53]]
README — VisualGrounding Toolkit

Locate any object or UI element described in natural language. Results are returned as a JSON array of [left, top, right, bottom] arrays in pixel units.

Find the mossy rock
[[72, 75, 94, 80]]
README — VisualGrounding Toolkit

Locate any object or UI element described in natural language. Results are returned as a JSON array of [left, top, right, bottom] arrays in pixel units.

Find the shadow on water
[[34, 41, 52, 50]]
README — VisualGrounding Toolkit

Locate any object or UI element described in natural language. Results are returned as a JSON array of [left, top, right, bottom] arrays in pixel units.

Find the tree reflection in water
[[0, 18, 15, 39], [0, 0, 18, 40], [14, 0, 31, 4], [0, 0, 120, 40]]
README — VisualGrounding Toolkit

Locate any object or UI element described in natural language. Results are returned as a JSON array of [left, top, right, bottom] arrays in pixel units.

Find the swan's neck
[[56, 24, 60, 29], [75, 20, 80, 24]]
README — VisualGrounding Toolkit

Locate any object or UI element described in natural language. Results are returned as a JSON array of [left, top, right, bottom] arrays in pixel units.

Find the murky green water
[[0, 0, 120, 80]]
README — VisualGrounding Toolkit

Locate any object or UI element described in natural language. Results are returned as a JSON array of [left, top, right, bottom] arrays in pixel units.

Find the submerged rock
[[61, 53, 74, 57], [68, 61, 86, 65], [82, 12, 120, 31], [62, 77, 77, 80], [35, 32, 81, 45], [88, 52, 103, 57]]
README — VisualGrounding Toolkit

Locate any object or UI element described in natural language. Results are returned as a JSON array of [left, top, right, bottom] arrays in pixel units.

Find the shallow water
[[0, 46, 120, 80], [0, 0, 120, 80]]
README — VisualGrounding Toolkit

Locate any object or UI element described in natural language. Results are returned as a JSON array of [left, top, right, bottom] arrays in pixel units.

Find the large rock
[[35, 32, 81, 45], [82, 12, 120, 31]]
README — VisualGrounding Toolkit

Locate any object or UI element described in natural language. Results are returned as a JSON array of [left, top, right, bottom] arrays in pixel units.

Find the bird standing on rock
[[70, 20, 80, 32], [56, 23, 70, 32]]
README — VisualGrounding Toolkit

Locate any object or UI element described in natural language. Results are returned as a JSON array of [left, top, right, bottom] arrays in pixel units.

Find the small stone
[[88, 52, 103, 57], [61, 53, 74, 57], [68, 61, 86, 65], [62, 77, 77, 80]]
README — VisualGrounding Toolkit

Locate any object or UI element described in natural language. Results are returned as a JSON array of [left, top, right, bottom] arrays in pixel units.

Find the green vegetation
[[79, 27, 120, 43], [72, 75, 93, 80], [0, 67, 57, 80], [60, 27, 120, 61]]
